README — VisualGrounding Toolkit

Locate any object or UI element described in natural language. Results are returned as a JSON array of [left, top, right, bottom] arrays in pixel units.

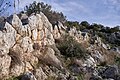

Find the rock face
[[0, 13, 57, 79], [0, 12, 120, 80], [0, 55, 11, 79], [35, 67, 48, 80], [69, 27, 89, 43]]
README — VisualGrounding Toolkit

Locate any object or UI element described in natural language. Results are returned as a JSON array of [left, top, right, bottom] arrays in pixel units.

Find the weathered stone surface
[[37, 29, 44, 41], [53, 25, 61, 39], [36, 14, 44, 30], [43, 47, 62, 68], [4, 22, 16, 48], [28, 15, 37, 30], [18, 24, 31, 37], [0, 22, 16, 55], [0, 55, 11, 79], [35, 67, 47, 80], [10, 64, 24, 77], [32, 29, 38, 41], [1, 12, 118, 80], [12, 14, 22, 31], [83, 56, 96, 67], [20, 37, 33, 52]]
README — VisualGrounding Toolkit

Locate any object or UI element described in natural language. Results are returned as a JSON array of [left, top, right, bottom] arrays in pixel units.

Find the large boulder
[[21, 72, 37, 80], [12, 14, 22, 31], [98, 66, 119, 79], [4, 22, 16, 48], [0, 22, 16, 55]]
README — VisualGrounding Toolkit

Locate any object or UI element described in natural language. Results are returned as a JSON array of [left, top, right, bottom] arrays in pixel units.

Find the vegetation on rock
[[56, 34, 87, 59]]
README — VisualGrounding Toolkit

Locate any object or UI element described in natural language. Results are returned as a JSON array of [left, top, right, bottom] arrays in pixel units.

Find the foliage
[[115, 56, 120, 66], [80, 21, 90, 28], [56, 35, 87, 59], [24, 1, 66, 24], [65, 21, 88, 31], [46, 76, 57, 80], [77, 74, 84, 80], [7, 77, 19, 80]]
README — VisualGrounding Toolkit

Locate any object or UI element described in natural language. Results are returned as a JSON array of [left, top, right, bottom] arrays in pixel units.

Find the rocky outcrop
[[0, 55, 11, 79], [0, 12, 59, 79], [69, 27, 89, 43], [0, 12, 120, 80], [35, 67, 48, 80]]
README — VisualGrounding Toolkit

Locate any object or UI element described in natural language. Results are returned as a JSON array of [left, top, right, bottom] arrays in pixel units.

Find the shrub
[[56, 35, 87, 59], [115, 56, 120, 66]]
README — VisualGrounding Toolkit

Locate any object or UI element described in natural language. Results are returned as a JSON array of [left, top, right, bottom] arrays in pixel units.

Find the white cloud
[[13, 0, 120, 27]]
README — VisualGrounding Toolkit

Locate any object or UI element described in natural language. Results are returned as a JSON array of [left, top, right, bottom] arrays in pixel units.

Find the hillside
[[0, 12, 120, 80]]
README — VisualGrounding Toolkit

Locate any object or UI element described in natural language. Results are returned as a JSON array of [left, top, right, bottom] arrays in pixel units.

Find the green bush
[[56, 35, 87, 59], [7, 77, 19, 80], [115, 56, 120, 65]]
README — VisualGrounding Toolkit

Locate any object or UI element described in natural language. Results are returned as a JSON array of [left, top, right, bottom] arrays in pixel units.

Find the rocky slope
[[0, 12, 120, 80]]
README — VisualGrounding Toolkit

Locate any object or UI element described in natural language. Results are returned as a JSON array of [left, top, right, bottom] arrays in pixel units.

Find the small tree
[[80, 21, 90, 29], [24, 1, 66, 24]]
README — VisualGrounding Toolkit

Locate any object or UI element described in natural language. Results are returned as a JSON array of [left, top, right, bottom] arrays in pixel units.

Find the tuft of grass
[[46, 76, 57, 80], [8, 49, 22, 66]]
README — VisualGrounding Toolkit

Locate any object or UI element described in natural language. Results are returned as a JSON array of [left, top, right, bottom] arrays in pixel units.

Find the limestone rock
[[28, 15, 37, 30], [32, 29, 38, 41], [4, 22, 16, 48], [43, 47, 62, 68], [53, 25, 61, 39], [12, 14, 22, 31], [98, 66, 119, 79], [35, 67, 47, 80], [36, 14, 43, 30], [40, 12, 53, 34], [83, 56, 96, 67], [0, 22, 16, 55], [10, 64, 24, 77], [23, 53, 38, 70], [25, 62, 34, 72], [20, 37, 33, 52], [0, 55, 11, 79], [37, 29, 44, 41], [18, 24, 31, 37]]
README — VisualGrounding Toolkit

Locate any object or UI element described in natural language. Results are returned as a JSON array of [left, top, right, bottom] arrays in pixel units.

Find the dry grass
[[8, 49, 22, 66]]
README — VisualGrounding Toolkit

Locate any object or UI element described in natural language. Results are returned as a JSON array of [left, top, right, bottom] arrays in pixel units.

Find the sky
[[5, 0, 120, 27]]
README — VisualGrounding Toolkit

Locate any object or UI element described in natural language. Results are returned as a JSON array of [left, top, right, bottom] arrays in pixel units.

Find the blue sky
[[7, 0, 120, 27]]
